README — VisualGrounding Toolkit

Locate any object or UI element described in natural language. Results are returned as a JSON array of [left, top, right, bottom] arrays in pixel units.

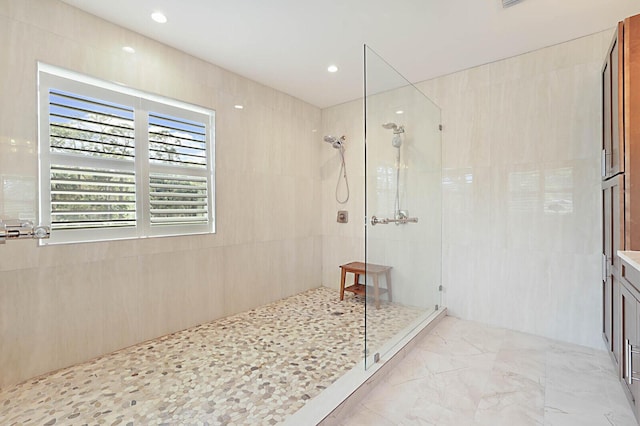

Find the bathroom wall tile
[[279, 237, 322, 298], [293, 177, 322, 238], [321, 235, 365, 289], [425, 31, 606, 348], [59, 260, 122, 362], [253, 173, 296, 242], [99, 255, 145, 356], [0, 268, 61, 387], [216, 169, 256, 246], [0, 0, 323, 388], [222, 242, 280, 315]]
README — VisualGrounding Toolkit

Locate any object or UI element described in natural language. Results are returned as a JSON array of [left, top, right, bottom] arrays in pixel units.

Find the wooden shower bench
[[339, 261, 392, 309]]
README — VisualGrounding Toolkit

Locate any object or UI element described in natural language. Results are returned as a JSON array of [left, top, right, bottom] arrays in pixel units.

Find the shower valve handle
[[0, 220, 51, 244], [371, 216, 418, 226]]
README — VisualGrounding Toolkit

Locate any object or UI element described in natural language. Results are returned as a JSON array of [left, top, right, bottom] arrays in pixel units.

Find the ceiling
[[61, 0, 640, 109]]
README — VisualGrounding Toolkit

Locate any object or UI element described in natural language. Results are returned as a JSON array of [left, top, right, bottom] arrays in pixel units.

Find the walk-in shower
[[324, 135, 350, 204]]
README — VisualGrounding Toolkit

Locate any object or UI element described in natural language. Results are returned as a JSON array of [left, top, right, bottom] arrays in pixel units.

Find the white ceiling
[[61, 0, 640, 109]]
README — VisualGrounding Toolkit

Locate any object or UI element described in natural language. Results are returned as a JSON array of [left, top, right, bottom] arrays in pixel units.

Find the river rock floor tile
[[0, 287, 424, 425]]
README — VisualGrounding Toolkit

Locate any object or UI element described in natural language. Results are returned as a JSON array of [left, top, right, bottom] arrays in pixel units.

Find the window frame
[[37, 63, 216, 245]]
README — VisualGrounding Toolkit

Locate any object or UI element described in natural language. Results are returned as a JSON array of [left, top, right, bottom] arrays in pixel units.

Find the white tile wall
[[416, 30, 613, 349], [0, 0, 322, 389]]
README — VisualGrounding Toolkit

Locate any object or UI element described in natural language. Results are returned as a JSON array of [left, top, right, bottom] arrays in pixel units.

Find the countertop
[[619, 251, 640, 272]]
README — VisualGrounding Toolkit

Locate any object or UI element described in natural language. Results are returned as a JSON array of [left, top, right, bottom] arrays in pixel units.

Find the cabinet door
[[621, 284, 640, 404], [603, 176, 625, 356], [604, 184, 613, 348], [611, 30, 623, 176], [603, 23, 624, 179], [603, 46, 613, 177], [614, 276, 622, 365]]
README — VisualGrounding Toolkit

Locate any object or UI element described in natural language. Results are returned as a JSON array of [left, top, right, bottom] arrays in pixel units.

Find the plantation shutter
[[148, 112, 210, 227], [48, 89, 137, 231], [38, 64, 215, 245]]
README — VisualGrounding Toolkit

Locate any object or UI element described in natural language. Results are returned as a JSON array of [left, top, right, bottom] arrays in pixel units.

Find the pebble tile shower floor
[[0, 287, 424, 425]]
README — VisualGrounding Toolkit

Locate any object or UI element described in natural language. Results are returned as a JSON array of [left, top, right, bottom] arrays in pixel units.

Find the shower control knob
[[34, 226, 50, 239]]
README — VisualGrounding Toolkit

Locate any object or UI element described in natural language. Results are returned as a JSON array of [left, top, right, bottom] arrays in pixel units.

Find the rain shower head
[[324, 135, 345, 149], [382, 122, 405, 134]]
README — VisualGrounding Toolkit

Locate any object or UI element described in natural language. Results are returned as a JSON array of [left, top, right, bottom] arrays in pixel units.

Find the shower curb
[[284, 308, 448, 425]]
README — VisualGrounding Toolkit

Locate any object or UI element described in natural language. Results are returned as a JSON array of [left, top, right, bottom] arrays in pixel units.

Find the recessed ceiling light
[[151, 11, 167, 23], [327, 65, 338, 73], [122, 46, 135, 54], [234, 105, 244, 110], [395, 110, 404, 115]]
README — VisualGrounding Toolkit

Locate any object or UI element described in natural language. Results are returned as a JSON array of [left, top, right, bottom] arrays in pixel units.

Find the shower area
[[0, 25, 442, 424]]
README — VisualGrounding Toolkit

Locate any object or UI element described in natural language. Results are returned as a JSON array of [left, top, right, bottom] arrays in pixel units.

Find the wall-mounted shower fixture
[[371, 214, 418, 226], [0, 219, 50, 244], [323, 135, 345, 149], [382, 123, 407, 220], [382, 122, 405, 133], [324, 135, 350, 204], [382, 123, 404, 148]]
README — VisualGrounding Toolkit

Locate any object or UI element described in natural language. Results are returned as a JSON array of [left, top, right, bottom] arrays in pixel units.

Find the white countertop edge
[[618, 251, 640, 272]]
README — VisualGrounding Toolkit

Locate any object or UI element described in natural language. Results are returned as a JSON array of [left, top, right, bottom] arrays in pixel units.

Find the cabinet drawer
[[623, 261, 640, 294]]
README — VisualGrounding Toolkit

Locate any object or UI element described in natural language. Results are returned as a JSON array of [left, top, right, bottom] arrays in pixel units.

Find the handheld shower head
[[324, 135, 345, 149], [382, 123, 405, 147]]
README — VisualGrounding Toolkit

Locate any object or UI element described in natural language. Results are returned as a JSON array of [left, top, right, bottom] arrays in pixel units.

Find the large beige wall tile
[[417, 31, 608, 348], [0, 0, 322, 389]]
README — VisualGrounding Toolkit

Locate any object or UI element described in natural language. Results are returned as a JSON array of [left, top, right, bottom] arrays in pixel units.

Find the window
[[38, 64, 215, 244]]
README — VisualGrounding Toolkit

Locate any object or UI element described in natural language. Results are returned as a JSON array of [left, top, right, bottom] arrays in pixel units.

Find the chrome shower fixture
[[324, 135, 346, 149], [392, 134, 402, 148], [382, 122, 405, 134], [324, 135, 349, 204], [383, 123, 404, 148]]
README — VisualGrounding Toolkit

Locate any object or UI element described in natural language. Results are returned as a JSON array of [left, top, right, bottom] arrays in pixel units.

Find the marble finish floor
[[330, 316, 637, 426], [0, 287, 424, 425]]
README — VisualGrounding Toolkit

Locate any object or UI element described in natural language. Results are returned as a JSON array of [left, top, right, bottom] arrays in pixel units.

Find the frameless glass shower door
[[364, 45, 442, 368]]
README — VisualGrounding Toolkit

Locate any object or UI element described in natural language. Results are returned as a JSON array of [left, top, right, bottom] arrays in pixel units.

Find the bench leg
[[339, 267, 346, 301], [385, 270, 392, 302], [373, 274, 380, 309]]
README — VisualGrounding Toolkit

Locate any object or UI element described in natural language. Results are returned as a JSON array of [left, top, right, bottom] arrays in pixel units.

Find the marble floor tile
[[337, 317, 637, 426]]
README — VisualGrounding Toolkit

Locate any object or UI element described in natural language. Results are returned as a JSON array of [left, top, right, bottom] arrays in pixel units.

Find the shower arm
[[370, 215, 418, 226]]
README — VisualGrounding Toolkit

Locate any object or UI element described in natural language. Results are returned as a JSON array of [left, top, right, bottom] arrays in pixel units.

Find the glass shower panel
[[364, 45, 442, 368]]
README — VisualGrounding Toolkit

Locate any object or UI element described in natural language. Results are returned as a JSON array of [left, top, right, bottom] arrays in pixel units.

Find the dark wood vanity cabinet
[[621, 281, 640, 407], [602, 13, 640, 423], [619, 257, 640, 415]]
